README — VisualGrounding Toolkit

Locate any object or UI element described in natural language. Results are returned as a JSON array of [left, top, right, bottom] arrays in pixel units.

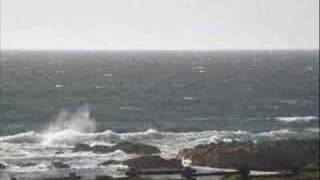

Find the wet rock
[[73, 141, 160, 155], [123, 155, 182, 169], [0, 162, 6, 169], [92, 145, 114, 153], [17, 162, 37, 167], [51, 162, 70, 169], [178, 140, 319, 171], [114, 141, 160, 155], [73, 143, 92, 152], [55, 150, 64, 155], [99, 160, 121, 166], [95, 176, 152, 180], [95, 176, 114, 180], [73, 143, 113, 153]]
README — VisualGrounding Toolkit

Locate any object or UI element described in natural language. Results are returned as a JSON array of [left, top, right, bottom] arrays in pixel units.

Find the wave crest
[[275, 116, 318, 123], [46, 104, 96, 133]]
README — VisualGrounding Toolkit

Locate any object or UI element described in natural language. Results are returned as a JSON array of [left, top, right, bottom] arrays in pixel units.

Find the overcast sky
[[1, 0, 319, 50]]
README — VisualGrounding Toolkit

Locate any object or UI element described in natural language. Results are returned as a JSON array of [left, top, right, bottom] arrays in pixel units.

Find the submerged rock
[[178, 139, 319, 171], [114, 141, 160, 155], [123, 155, 182, 169], [17, 162, 37, 167], [73, 143, 113, 153], [51, 162, 70, 169], [73, 143, 92, 152], [73, 141, 160, 155], [55, 150, 64, 155], [0, 162, 6, 169], [99, 160, 121, 166], [92, 145, 114, 153]]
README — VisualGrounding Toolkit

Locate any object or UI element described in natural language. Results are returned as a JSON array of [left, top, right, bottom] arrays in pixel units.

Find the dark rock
[[95, 176, 152, 180], [178, 139, 320, 171], [55, 150, 64, 155], [73, 143, 92, 152], [0, 162, 6, 169], [123, 155, 182, 169], [95, 176, 114, 180], [51, 162, 70, 169], [114, 141, 160, 155], [73, 141, 160, 155], [92, 145, 114, 154], [17, 162, 37, 167], [99, 160, 121, 166], [73, 143, 113, 153]]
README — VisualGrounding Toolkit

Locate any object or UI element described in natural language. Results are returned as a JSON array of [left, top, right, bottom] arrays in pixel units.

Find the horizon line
[[1, 48, 319, 52]]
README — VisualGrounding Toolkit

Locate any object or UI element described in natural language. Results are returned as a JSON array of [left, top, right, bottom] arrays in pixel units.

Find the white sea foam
[[257, 129, 298, 137], [95, 85, 105, 89], [275, 116, 318, 123], [55, 84, 64, 88], [46, 105, 96, 133], [41, 105, 96, 146], [0, 127, 316, 154], [183, 96, 194, 100], [0, 127, 318, 177], [8, 162, 49, 172], [0, 105, 319, 177], [0, 131, 42, 144]]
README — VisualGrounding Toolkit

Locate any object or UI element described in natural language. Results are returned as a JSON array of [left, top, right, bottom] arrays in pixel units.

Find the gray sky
[[1, 0, 319, 50]]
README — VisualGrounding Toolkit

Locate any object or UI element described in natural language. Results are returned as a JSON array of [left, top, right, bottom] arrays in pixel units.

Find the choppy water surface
[[0, 50, 319, 179]]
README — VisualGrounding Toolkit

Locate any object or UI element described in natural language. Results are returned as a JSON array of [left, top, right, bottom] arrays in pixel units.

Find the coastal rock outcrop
[[114, 141, 160, 155], [178, 140, 319, 171], [50, 162, 70, 169]]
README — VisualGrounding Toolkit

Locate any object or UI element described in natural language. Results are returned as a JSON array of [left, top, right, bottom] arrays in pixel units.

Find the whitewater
[[0, 106, 318, 179], [0, 50, 319, 179]]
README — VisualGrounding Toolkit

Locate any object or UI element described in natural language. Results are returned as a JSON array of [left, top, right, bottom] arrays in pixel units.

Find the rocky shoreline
[[178, 139, 319, 171], [1, 139, 319, 180]]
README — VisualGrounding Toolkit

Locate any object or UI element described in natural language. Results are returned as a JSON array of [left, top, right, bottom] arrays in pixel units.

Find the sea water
[[0, 50, 319, 179]]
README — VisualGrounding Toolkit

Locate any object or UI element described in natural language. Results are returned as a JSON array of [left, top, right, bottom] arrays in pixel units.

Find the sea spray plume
[[47, 104, 96, 133], [41, 105, 96, 146]]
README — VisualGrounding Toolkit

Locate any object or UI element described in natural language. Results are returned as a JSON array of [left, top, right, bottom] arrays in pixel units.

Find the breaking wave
[[1, 106, 318, 148], [0, 105, 319, 177], [275, 116, 318, 123], [46, 104, 96, 133], [0, 128, 318, 151]]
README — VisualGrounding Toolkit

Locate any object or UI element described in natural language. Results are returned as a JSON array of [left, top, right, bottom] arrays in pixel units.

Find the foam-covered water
[[275, 116, 318, 123], [0, 106, 319, 179]]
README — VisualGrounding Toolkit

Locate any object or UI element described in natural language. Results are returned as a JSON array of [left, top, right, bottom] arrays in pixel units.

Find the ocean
[[0, 50, 319, 179]]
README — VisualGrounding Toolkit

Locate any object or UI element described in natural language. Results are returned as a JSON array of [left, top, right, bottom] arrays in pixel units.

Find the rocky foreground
[[1, 139, 319, 180], [178, 139, 319, 171]]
